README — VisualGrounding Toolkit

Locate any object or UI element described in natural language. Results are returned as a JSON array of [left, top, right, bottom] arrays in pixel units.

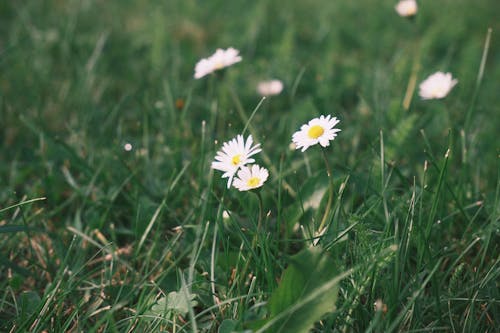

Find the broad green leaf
[[218, 319, 238, 333], [259, 246, 339, 333]]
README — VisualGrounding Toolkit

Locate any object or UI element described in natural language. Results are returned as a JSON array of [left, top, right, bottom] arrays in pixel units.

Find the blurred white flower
[[194, 47, 242, 79], [257, 79, 283, 96], [395, 0, 418, 17], [419, 72, 458, 100], [124, 143, 133, 151], [212, 135, 261, 188], [292, 115, 341, 152], [232, 165, 269, 191]]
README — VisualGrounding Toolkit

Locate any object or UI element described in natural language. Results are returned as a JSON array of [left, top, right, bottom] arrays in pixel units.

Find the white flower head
[[211, 134, 261, 188], [395, 0, 418, 17], [419, 72, 458, 100], [232, 164, 269, 191], [124, 143, 133, 151], [292, 115, 341, 152], [194, 47, 242, 79], [257, 79, 284, 96]]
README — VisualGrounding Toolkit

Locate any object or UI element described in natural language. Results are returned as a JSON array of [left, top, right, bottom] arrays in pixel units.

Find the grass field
[[1, 0, 499, 332]]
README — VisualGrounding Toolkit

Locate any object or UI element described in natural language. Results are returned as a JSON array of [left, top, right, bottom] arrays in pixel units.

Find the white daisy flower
[[257, 79, 284, 96], [211, 134, 261, 188], [194, 47, 242, 79], [292, 115, 341, 152], [419, 71, 458, 100], [232, 165, 269, 191], [395, 0, 418, 17]]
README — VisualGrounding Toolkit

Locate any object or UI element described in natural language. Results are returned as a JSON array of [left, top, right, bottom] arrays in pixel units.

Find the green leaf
[[149, 289, 198, 318], [258, 246, 339, 333], [166, 290, 198, 316], [218, 319, 238, 333]]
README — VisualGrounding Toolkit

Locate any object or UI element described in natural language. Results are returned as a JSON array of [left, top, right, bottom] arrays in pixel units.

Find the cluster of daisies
[[193, 48, 343, 191], [198, 48, 455, 191], [211, 134, 268, 191], [211, 115, 342, 192], [197, 0, 459, 191]]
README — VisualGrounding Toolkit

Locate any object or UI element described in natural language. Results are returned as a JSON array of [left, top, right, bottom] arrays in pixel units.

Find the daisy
[[194, 47, 242, 79], [292, 115, 341, 152], [257, 79, 284, 96], [211, 135, 261, 188], [232, 165, 269, 191], [395, 0, 418, 17], [419, 72, 458, 100]]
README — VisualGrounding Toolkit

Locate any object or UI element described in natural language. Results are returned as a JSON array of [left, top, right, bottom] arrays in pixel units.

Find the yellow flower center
[[247, 177, 260, 188], [308, 125, 325, 139], [214, 61, 224, 70], [231, 154, 242, 166]]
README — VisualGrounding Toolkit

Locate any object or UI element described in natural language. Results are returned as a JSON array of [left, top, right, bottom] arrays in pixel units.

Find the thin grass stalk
[[317, 148, 334, 235], [464, 28, 492, 133]]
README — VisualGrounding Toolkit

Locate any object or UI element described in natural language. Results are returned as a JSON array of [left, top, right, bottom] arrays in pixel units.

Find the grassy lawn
[[1, 0, 499, 331]]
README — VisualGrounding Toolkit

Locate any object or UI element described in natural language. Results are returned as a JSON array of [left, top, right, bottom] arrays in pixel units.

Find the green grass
[[1, 0, 499, 332]]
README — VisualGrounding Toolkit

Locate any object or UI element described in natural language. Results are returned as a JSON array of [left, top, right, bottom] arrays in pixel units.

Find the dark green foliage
[[1, 0, 498, 332]]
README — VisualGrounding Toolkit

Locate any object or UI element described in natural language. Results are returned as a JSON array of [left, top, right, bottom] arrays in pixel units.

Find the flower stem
[[318, 148, 334, 235], [256, 190, 264, 231], [240, 190, 263, 286]]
